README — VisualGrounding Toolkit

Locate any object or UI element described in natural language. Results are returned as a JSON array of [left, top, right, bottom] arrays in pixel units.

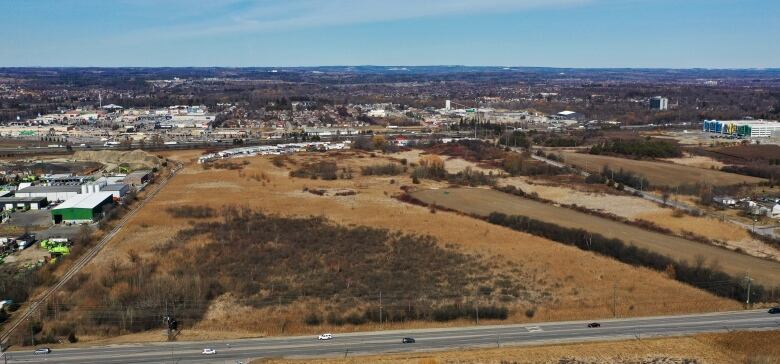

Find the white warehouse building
[[15, 185, 81, 202]]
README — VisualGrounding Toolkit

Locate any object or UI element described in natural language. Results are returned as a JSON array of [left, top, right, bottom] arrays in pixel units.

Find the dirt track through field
[[411, 188, 780, 287], [560, 152, 764, 187]]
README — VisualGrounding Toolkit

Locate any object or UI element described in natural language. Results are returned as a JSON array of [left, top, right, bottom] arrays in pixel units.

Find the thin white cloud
[[132, 0, 593, 39]]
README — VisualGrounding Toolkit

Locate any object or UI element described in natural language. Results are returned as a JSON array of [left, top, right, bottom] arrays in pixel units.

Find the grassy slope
[[411, 187, 780, 287], [560, 151, 764, 187], [61, 150, 738, 343]]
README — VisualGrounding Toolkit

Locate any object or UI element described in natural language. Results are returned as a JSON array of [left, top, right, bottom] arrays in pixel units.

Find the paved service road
[[3, 310, 779, 363]]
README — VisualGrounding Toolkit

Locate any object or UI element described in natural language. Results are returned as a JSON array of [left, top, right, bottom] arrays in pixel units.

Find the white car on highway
[[202, 348, 217, 355], [317, 333, 333, 340]]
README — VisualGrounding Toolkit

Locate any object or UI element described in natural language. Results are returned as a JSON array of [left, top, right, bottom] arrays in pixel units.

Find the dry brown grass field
[[498, 177, 780, 261], [411, 187, 780, 287], [387, 150, 502, 174], [560, 152, 764, 187], [662, 152, 726, 169], [250, 330, 780, 364], [63, 149, 743, 343]]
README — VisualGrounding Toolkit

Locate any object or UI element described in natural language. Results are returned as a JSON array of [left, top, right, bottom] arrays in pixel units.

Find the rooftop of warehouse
[[17, 185, 82, 193], [53, 192, 114, 210], [0, 196, 47, 203], [101, 184, 128, 191]]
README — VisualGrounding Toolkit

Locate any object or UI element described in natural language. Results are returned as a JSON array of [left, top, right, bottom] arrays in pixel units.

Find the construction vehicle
[[0, 238, 19, 260], [40, 239, 72, 262]]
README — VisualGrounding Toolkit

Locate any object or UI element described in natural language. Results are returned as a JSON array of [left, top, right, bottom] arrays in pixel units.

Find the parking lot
[[7, 209, 53, 229]]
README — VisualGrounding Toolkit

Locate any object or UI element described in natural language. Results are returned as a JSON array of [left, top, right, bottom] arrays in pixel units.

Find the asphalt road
[[4, 310, 779, 363]]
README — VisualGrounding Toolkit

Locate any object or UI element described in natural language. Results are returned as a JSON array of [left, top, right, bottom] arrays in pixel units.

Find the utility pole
[[29, 318, 34, 347], [475, 292, 480, 325], [378, 291, 382, 327], [745, 274, 752, 306], [612, 282, 617, 318]]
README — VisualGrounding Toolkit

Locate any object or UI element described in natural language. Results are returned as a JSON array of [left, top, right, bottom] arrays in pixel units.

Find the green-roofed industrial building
[[51, 192, 114, 224]]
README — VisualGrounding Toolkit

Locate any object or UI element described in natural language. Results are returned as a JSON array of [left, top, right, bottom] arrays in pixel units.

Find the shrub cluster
[[411, 155, 447, 180], [55, 208, 517, 335], [202, 160, 248, 170], [503, 154, 568, 176], [590, 138, 682, 159], [721, 164, 780, 183], [290, 161, 352, 180], [309, 303, 508, 326], [486, 212, 774, 303], [600, 165, 650, 190], [426, 140, 506, 162], [446, 167, 497, 187], [360, 163, 405, 176], [498, 131, 531, 149], [166, 205, 216, 218]]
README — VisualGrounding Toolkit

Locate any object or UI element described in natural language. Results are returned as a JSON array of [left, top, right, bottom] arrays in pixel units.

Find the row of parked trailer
[[198, 141, 350, 164]]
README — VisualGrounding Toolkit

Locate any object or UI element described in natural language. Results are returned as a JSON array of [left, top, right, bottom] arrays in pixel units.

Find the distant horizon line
[[1, 65, 779, 71]]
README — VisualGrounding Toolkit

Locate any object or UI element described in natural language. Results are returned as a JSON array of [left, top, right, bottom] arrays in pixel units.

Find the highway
[[3, 310, 779, 363]]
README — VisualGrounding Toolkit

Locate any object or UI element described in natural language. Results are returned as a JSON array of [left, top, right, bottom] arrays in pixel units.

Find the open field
[[387, 150, 503, 174], [661, 152, 726, 169], [560, 151, 764, 187], [251, 330, 780, 364], [498, 176, 780, 261], [411, 187, 780, 287], [702, 144, 780, 162], [47, 149, 742, 344]]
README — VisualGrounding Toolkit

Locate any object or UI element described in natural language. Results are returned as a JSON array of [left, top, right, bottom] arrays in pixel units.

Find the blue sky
[[0, 0, 778, 68]]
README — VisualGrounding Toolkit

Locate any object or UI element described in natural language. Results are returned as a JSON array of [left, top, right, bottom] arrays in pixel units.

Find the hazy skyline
[[1, 0, 778, 68]]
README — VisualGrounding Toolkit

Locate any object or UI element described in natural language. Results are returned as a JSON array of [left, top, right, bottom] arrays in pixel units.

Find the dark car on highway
[[587, 323, 601, 328], [402, 337, 416, 344], [769, 307, 780, 314], [33, 348, 51, 354]]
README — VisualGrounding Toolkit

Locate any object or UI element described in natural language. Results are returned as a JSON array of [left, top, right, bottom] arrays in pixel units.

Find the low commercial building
[[713, 196, 738, 208], [101, 184, 130, 199], [51, 192, 114, 224], [0, 197, 48, 210], [124, 170, 152, 187], [15, 185, 81, 202], [555, 110, 585, 122]]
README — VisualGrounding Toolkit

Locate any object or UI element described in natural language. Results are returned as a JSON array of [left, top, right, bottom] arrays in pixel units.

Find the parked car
[[769, 307, 780, 314], [318, 333, 333, 340], [201, 348, 217, 355], [402, 337, 416, 344], [33, 348, 51, 355], [587, 322, 601, 328]]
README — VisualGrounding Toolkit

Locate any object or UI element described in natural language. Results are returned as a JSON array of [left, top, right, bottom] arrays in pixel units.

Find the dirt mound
[[73, 150, 161, 171]]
